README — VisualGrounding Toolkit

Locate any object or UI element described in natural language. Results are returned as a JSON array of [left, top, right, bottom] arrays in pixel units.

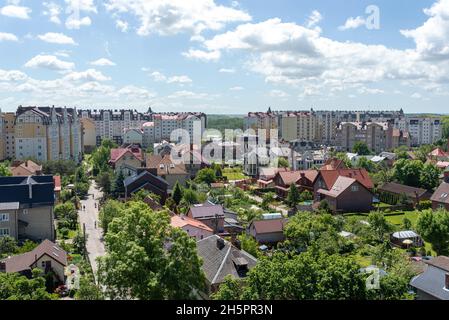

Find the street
[[78, 180, 105, 283]]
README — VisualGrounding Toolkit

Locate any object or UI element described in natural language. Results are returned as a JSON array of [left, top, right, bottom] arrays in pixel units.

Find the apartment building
[[14, 106, 82, 163], [152, 112, 206, 143], [80, 109, 151, 146], [0, 110, 16, 160], [280, 111, 319, 142], [395, 117, 442, 147], [336, 121, 410, 153]]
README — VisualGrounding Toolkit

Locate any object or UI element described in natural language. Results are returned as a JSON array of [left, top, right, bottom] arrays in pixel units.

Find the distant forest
[[207, 115, 245, 133]]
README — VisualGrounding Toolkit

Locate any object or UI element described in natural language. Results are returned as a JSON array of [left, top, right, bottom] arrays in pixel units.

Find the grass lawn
[[223, 168, 248, 181]]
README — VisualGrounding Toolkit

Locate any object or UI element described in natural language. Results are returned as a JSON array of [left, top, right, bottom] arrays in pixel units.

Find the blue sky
[[0, 0, 448, 114]]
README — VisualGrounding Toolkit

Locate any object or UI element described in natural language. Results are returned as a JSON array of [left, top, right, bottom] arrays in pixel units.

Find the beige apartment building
[[0, 110, 16, 160], [14, 106, 82, 163]]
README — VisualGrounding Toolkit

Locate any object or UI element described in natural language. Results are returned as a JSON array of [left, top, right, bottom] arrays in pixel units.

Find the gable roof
[[0, 176, 55, 206], [320, 158, 346, 171], [171, 215, 214, 233], [431, 182, 449, 204], [196, 235, 257, 285], [317, 168, 373, 190], [277, 170, 319, 186], [1, 240, 67, 273], [317, 176, 358, 198], [189, 202, 225, 220], [146, 155, 188, 176], [250, 219, 285, 234], [410, 256, 449, 300], [110, 147, 143, 163], [379, 182, 430, 199], [10, 160, 43, 176], [429, 148, 449, 158]]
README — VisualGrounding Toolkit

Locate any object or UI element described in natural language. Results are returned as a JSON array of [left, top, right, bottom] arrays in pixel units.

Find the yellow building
[[80, 117, 96, 153]]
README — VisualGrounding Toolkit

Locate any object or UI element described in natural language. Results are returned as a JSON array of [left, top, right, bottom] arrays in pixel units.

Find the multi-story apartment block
[[14, 106, 82, 163], [80, 109, 151, 146], [280, 111, 319, 143], [152, 112, 206, 143], [395, 117, 442, 147], [336, 121, 410, 153], [0, 111, 16, 160]]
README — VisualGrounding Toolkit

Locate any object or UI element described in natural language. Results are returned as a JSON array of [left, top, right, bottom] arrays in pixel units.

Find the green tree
[[75, 277, 104, 300], [286, 184, 300, 208], [367, 212, 394, 243], [237, 233, 259, 258], [416, 209, 449, 255], [403, 217, 412, 230], [97, 171, 113, 195], [420, 163, 440, 190], [181, 188, 200, 207], [277, 157, 290, 169], [73, 231, 87, 256], [98, 200, 125, 235], [261, 192, 276, 210], [299, 190, 313, 202], [393, 159, 424, 187], [195, 168, 217, 185], [356, 157, 377, 173], [0, 163, 12, 176], [172, 181, 183, 206], [353, 141, 371, 155], [97, 202, 206, 299], [113, 171, 125, 198], [0, 270, 57, 300], [234, 251, 366, 300], [0, 236, 18, 258], [54, 202, 78, 230], [211, 275, 242, 300]]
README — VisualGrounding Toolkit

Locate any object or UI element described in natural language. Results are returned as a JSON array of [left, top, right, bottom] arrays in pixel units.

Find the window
[[23, 209, 29, 215], [351, 185, 359, 192], [0, 228, 10, 237], [0, 213, 9, 222]]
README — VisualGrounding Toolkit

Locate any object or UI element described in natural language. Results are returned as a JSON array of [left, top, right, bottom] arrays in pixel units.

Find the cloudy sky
[[1, 0, 449, 114]]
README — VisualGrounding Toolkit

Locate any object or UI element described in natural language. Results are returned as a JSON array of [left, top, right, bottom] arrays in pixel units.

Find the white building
[[395, 117, 442, 146], [142, 122, 155, 149], [123, 128, 143, 146]]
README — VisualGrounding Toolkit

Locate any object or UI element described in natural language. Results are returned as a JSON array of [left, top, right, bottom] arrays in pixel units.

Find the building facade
[[0, 111, 16, 160], [395, 117, 442, 147], [14, 106, 82, 163]]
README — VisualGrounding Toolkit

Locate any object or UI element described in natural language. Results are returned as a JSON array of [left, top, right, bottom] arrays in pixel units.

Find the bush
[[59, 228, 70, 240], [416, 200, 432, 211]]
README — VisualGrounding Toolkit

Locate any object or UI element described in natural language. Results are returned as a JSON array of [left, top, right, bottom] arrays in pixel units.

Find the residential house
[[10, 160, 43, 176], [247, 218, 286, 245], [314, 170, 374, 213], [196, 235, 257, 295], [0, 240, 67, 285], [171, 215, 214, 241], [428, 148, 449, 161], [410, 256, 449, 300], [123, 170, 169, 203], [109, 145, 144, 175], [123, 128, 143, 146], [378, 182, 432, 206], [257, 167, 288, 189], [320, 158, 347, 171], [146, 154, 190, 190], [0, 176, 55, 241], [273, 170, 318, 198], [187, 202, 225, 234], [431, 176, 449, 211]]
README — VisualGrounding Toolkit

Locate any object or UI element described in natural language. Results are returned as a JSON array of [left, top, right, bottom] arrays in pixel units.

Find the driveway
[[78, 180, 105, 283]]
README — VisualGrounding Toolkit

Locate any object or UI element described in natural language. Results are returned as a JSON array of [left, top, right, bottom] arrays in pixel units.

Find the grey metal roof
[[0, 202, 20, 210], [411, 265, 449, 300], [124, 170, 168, 187], [196, 235, 257, 285], [392, 230, 420, 239]]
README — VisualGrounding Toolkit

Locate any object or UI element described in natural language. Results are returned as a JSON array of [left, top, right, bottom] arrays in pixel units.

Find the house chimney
[[445, 273, 449, 290], [217, 237, 225, 250]]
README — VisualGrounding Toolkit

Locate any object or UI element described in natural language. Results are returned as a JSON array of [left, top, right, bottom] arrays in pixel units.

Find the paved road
[[78, 180, 105, 283]]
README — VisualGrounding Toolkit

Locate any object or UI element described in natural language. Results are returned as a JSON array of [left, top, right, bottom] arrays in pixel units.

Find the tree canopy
[[416, 209, 449, 255]]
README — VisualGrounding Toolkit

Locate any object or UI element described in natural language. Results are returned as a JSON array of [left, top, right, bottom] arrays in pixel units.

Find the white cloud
[[0, 4, 31, 19], [411, 92, 423, 99], [43, 2, 62, 24], [104, 0, 251, 36], [38, 32, 77, 45], [229, 86, 244, 91], [0, 69, 28, 81], [24, 55, 75, 71], [0, 32, 18, 42], [90, 58, 116, 66], [66, 16, 92, 29], [219, 68, 236, 73], [63, 69, 111, 82], [269, 89, 289, 98], [182, 49, 221, 62], [168, 90, 212, 100], [306, 10, 322, 28], [115, 19, 128, 32], [148, 70, 192, 84], [339, 16, 366, 30], [401, 0, 449, 60]]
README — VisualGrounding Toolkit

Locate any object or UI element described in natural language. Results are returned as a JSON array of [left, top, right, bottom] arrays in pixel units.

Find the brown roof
[[10, 160, 42, 176], [146, 155, 187, 176], [277, 170, 318, 186], [426, 256, 449, 272], [317, 176, 357, 198], [1, 240, 67, 273], [431, 182, 449, 204], [379, 182, 430, 199], [320, 158, 346, 171], [318, 169, 373, 190], [110, 146, 143, 163], [250, 219, 285, 234]]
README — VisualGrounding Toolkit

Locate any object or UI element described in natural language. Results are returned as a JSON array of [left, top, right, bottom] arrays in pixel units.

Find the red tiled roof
[[318, 168, 373, 190], [171, 215, 213, 232], [320, 158, 346, 171], [110, 147, 143, 163], [317, 176, 357, 198], [429, 148, 449, 158], [277, 170, 318, 186]]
